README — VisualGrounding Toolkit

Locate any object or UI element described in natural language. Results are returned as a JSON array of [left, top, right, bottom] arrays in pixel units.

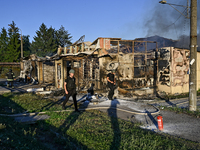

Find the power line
[[164, 7, 187, 29]]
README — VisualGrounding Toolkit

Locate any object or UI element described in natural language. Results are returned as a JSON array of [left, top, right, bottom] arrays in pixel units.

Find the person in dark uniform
[[107, 70, 117, 100], [6, 69, 15, 88], [62, 69, 79, 112]]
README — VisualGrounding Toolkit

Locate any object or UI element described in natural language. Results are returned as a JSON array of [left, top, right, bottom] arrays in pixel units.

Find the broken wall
[[157, 47, 190, 94], [157, 47, 171, 87], [37, 61, 55, 84], [43, 61, 55, 83], [99, 40, 157, 96]]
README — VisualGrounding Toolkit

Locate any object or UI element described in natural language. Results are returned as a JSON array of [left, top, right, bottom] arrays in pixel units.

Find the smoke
[[144, 0, 200, 50]]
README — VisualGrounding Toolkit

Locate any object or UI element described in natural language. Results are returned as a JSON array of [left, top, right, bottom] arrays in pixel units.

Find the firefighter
[[6, 69, 15, 88], [107, 70, 117, 100], [62, 69, 80, 112]]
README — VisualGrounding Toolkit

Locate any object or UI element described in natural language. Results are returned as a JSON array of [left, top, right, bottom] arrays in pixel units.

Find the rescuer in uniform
[[62, 69, 79, 112], [107, 70, 117, 100], [6, 69, 15, 88]]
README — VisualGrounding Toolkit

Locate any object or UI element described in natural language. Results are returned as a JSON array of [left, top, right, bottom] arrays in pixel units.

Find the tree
[[0, 27, 8, 62], [31, 23, 57, 57], [6, 21, 20, 62], [23, 35, 31, 57], [0, 21, 31, 62], [55, 25, 72, 47], [31, 23, 72, 57]]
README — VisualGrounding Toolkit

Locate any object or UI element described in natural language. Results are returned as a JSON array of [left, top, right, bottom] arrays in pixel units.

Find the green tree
[[31, 23, 57, 57], [0, 27, 8, 62], [31, 23, 72, 56], [6, 21, 20, 62], [23, 35, 31, 57], [55, 25, 72, 47]]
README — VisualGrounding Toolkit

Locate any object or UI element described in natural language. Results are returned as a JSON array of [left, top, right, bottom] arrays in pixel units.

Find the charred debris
[[18, 35, 196, 100]]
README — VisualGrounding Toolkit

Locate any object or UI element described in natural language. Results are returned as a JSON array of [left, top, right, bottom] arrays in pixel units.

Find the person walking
[[62, 69, 79, 112], [6, 69, 15, 88], [107, 70, 117, 100]]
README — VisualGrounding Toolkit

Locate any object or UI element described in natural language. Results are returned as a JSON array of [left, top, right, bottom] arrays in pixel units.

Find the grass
[[0, 93, 200, 149], [0, 93, 72, 114]]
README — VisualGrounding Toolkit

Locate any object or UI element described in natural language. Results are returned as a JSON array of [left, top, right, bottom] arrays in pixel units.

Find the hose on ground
[[0, 104, 160, 117]]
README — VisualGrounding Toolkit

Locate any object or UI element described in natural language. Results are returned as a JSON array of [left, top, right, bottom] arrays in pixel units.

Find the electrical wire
[[164, 7, 187, 30]]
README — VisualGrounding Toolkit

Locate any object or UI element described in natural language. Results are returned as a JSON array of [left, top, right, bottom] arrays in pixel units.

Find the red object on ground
[[157, 115, 163, 130]]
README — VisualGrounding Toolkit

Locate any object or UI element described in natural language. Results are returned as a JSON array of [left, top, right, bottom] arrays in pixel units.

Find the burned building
[[21, 36, 200, 97], [88, 37, 157, 96]]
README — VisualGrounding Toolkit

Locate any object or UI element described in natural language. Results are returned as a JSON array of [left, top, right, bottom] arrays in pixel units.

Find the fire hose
[[0, 98, 160, 117]]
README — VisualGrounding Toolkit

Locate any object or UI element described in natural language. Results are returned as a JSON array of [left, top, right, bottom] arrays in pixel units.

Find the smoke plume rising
[[144, 0, 200, 50]]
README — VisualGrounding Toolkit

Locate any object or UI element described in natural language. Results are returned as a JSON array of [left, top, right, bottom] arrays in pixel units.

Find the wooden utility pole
[[189, 0, 197, 111], [20, 31, 23, 58]]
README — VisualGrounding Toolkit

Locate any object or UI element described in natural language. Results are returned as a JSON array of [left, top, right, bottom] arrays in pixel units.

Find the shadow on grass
[[57, 94, 89, 132], [0, 93, 26, 114], [107, 99, 121, 150], [56, 98, 122, 149], [37, 97, 65, 112], [0, 94, 46, 149], [36, 94, 87, 112], [54, 95, 90, 149], [0, 93, 90, 150]]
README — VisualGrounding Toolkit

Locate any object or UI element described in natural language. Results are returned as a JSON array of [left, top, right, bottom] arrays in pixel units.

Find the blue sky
[[0, 0, 196, 43]]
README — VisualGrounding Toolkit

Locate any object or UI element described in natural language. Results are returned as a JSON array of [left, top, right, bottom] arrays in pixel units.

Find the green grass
[[0, 93, 73, 114], [0, 93, 200, 149], [0, 116, 48, 150]]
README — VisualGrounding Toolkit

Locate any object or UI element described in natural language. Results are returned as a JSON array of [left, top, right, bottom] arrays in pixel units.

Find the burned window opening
[[83, 57, 100, 89], [107, 41, 118, 53], [119, 41, 133, 53]]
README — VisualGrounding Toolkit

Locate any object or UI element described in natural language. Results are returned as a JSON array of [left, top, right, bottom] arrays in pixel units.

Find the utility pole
[[189, 0, 197, 111], [159, 0, 197, 111], [19, 28, 23, 58]]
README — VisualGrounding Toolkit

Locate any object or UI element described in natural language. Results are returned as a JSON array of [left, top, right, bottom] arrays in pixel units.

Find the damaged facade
[[20, 54, 55, 84], [157, 47, 190, 94], [20, 36, 200, 96], [89, 38, 158, 96]]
